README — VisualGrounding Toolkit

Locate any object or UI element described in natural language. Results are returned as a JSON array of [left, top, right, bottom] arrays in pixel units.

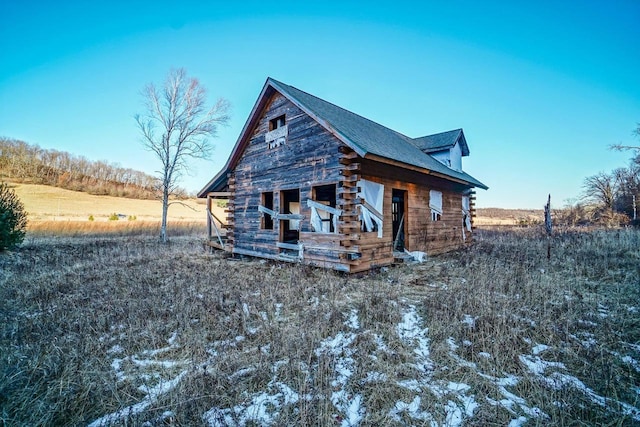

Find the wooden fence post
[[544, 194, 552, 260]]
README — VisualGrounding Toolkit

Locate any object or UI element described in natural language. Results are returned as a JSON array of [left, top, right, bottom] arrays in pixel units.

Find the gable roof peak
[[198, 78, 486, 197], [413, 128, 470, 156]]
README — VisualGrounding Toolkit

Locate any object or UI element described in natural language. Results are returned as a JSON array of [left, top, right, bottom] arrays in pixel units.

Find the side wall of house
[[232, 92, 352, 270], [359, 159, 472, 258]]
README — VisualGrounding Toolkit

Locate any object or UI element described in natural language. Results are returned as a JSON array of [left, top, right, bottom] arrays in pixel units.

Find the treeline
[[562, 128, 639, 226], [0, 137, 188, 199]]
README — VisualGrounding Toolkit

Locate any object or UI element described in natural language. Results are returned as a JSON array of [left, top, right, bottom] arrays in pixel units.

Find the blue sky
[[1, 0, 639, 208]]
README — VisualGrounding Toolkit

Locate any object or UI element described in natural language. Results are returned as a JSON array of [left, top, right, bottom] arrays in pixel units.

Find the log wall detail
[[223, 92, 475, 272]]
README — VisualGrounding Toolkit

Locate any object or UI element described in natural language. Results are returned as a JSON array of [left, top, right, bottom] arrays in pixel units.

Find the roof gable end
[[198, 78, 487, 197], [413, 129, 470, 156]]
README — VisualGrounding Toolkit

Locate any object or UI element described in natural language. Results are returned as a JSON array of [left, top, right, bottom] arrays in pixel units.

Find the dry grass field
[[11, 182, 211, 223], [1, 227, 639, 426], [475, 208, 544, 226], [8, 182, 224, 238]]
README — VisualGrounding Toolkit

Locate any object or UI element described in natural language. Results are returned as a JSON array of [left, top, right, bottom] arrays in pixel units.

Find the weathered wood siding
[[359, 159, 473, 258], [228, 94, 474, 272], [231, 93, 349, 269]]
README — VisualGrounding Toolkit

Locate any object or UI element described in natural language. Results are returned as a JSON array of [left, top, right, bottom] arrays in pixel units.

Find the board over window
[[462, 195, 471, 240], [266, 115, 288, 149], [357, 179, 384, 238], [308, 184, 341, 233], [430, 190, 443, 221]]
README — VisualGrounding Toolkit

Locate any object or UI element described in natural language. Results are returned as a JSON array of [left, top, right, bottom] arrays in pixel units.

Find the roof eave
[[366, 153, 488, 190]]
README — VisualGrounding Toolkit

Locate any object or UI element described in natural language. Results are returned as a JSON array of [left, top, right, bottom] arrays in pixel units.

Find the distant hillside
[[10, 182, 209, 222], [0, 137, 189, 199], [475, 208, 544, 226]]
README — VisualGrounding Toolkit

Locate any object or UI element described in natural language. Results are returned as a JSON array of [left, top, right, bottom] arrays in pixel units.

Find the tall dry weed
[[0, 228, 638, 425]]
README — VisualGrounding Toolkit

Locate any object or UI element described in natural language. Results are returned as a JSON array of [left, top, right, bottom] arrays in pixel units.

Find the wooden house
[[198, 78, 488, 273]]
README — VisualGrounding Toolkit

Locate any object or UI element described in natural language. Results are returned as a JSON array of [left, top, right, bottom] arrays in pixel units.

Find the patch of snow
[[88, 371, 187, 427], [203, 379, 302, 427], [448, 382, 470, 393], [520, 350, 640, 421], [626, 342, 640, 352], [131, 356, 186, 369], [462, 314, 476, 328], [228, 367, 256, 381], [315, 310, 364, 426], [398, 379, 424, 392], [578, 319, 598, 327], [532, 344, 549, 355], [111, 358, 127, 382], [570, 332, 597, 349], [372, 333, 389, 353], [458, 394, 479, 418], [404, 250, 427, 262], [140, 333, 179, 357], [447, 337, 459, 351], [519, 354, 565, 375], [397, 306, 433, 373], [512, 315, 537, 327], [274, 303, 284, 319], [167, 331, 178, 346], [478, 352, 491, 359], [479, 371, 546, 420], [597, 304, 609, 318], [445, 400, 463, 426], [389, 396, 435, 424], [396, 307, 477, 425], [345, 309, 360, 330], [107, 344, 124, 355], [272, 359, 288, 372], [508, 416, 528, 427], [362, 371, 387, 383]]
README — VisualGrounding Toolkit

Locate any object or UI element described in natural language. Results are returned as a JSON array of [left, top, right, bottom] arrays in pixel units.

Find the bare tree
[[135, 68, 230, 242], [582, 171, 620, 210]]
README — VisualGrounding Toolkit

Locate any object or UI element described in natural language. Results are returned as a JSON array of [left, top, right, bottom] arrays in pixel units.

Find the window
[[309, 184, 338, 233], [269, 115, 286, 131], [357, 179, 384, 238], [429, 190, 443, 221], [281, 189, 300, 243], [266, 115, 288, 149], [261, 192, 274, 229]]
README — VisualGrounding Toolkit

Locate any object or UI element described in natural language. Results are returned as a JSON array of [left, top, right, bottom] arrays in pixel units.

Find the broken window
[[308, 184, 341, 233], [357, 179, 384, 238], [266, 114, 288, 149], [430, 190, 443, 221], [269, 115, 286, 130], [261, 192, 274, 230], [281, 189, 301, 243]]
